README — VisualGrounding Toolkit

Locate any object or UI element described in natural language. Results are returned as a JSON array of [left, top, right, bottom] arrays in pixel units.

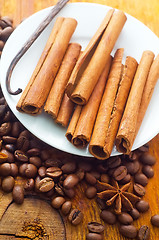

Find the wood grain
[[0, 0, 159, 239]]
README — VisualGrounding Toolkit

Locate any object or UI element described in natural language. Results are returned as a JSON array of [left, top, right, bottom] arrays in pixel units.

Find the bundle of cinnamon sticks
[[16, 9, 159, 160]]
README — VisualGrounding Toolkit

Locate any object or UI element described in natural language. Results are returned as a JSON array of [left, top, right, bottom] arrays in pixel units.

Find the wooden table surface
[[0, 0, 159, 239]]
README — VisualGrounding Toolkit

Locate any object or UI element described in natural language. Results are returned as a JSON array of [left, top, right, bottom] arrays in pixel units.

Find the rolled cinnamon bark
[[65, 8, 115, 98], [44, 42, 81, 118], [55, 94, 75, 128], [72, 55, 112, 148], [16, 17, 77, 114], [67, 10, 127, 105], [65, 105, 82, 143], [116, 50, 155, 154], [135, 53, 159, 136], [89, 49, 137, 159]]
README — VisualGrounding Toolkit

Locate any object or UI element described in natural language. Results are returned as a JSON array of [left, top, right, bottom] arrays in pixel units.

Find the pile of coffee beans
[[0, 15, 14, 56], [0, 86, 158, 239]]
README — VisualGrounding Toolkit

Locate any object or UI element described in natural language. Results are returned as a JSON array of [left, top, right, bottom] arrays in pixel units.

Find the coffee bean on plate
[[68, 209, 83, 225], [151, 214, 159, 227], [138, 225, 150, 240]]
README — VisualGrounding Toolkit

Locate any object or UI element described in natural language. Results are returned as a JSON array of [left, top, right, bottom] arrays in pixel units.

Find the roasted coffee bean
[[11, 122, 21, 137], [129, 208, 140, 220], [128, 151, 138, 161], [0, 25, 13, 38], [151, 214, 159, 227], [100, 173, 109, 183], [29, 156, 42, 168], [17, 136, 29, 151], [142, 165, 154, 178], [0, 40, 4, 51], [44, 158, 61, 167], [86, 233, 103, 240], [61, 161, 76, 173], [118, 212, 133, 225], [113, 166, 127, 181], [100, 210, 116, 225], [54, 183, 64, 196], [85, 172, 97, 185], [12, 185, 24, 204], [0, 151, 8, 163], [10, 163, 18, 177], [0, 122, 11, 136], [0, 97, 5, 105], [0, 16, 12, 28], [76, 168, 85, 181], [38, 166, 46, 178], [19, 163, 28, 177], [5, 144, 16, 153], [96, 163, 108, 173], [45, 188, 55, 197], [40, 149, 50, 161], [34, 176, 41, 192], [96, 197, 107, 210], [24, 178, 34, 191], [85, 186, 97, 199], [78, 161, 92, 172], [87, 222, 104, 233], [2, 136, 17, 144], [125, 161, 140, 175], [119, 224, 137, 239], [89, 170, 100, 180], [63, 187, 75, 199], [138, 144, 149, 153], [139, 153, 156, 165], [38, 177, 54, 192], [63, 174, 79, 189], [27, 148, 40, 156], [138, 225, 150, 240], [134, 173, 148, 187], [1, 149, 14, 162], [0, 162, 11, 176], [68, 209, 83, 225], [61, 201, 72, 215], [120, 174, 131, 184], [2, 176, 15, 192], [51, 196, 65, 209], [46, 167, 62, 178], [136, 200, 149, 213], [106, 156, 121, 168], [0, 104, 6, 118], [25, 164, 37, 178], [133, 183, 146, 197], [14, 150, 28, 162]]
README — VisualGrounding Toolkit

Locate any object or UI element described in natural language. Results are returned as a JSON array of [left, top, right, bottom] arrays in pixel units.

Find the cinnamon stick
[[66, 10, 127, 105], [72, 55, 112, 148], [135, 54, 159, 137], [16, 17, 77, 114], [89, 49, 129, 159], [44, 42, 81, 119], [55, 94, 75, 128], [65, 105, 82, 143], [116, 50, 155, 154], [65, 8, 115, 98]]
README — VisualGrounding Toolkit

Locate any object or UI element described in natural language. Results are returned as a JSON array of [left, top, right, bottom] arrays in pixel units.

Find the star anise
[[97, 180, 140, 214]]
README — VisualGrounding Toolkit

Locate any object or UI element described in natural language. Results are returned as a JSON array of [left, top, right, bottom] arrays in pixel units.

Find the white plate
[[0, 2, 159, 158]]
